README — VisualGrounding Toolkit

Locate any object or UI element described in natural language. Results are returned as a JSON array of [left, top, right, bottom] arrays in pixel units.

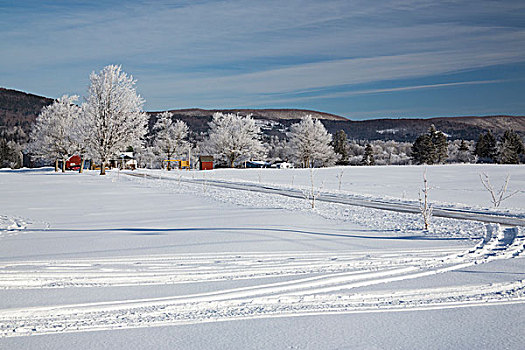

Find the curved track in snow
[[1, 225, 524, 337]]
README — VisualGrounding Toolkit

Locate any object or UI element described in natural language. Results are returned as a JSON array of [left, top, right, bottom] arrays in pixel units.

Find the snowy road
[[127, 172, 525, 227]]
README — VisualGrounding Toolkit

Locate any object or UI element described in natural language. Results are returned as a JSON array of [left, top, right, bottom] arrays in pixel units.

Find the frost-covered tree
[[205, 112, 265, 167], [448, 139, 476, 163], [288, 115, 337, 168], [28, 95, 82, 172], [152, 112, 189, 170], [267, 135, 289, 162], [347, 140, 411, 165], [84, 65, 147, 175]]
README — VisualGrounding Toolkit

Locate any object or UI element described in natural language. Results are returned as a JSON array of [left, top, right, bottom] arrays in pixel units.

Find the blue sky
[[1, 0, 525, 119]]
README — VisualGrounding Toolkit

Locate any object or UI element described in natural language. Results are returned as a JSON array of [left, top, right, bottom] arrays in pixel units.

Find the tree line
[[1, 65, 524, 171]]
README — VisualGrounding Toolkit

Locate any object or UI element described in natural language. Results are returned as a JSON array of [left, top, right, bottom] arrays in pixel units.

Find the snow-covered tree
[[28, 95, 82, 172], [267, 135, 289, 162], [288, 115, 337, 168], [205, 112, 265, 167], [448, 139, 476, 163], [346, 140, 411, 165], [152, 112, 189, 170], [84, 65, 147, 175]]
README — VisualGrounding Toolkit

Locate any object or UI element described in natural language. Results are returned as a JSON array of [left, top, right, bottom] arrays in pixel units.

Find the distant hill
[[321, 116, 525, 142], [2, 87, 524, 142], [158, 108, 347, 121], [0, 88, 53, 133]]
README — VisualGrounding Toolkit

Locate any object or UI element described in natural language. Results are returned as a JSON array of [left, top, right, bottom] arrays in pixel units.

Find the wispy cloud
[[234, 79, 511, 106], [1, 0, 525, 116]]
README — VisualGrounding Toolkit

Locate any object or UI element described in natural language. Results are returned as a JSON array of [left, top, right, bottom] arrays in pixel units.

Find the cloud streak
[[1, 0, 525, 117]]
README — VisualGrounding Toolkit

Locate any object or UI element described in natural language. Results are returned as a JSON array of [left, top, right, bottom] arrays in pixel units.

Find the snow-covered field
[[1, 165, 524, 349]]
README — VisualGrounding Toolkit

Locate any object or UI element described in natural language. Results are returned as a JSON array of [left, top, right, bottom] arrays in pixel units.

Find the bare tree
[[302, 168, 323, 209], [337, 168, 344, 191], [479, 173, 519, 208], [418, 170, 432, 230]]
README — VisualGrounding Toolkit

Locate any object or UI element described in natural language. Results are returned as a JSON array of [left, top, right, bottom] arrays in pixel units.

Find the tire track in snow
[[0, 248, 462, 289], [1, 225, 524, 337]]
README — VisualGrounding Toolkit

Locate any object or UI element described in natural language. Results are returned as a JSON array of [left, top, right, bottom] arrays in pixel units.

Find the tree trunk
[[79, 157, 85, 173], [100, 161, 106, 175], [54, 159, 59, 172], [62, 158, 66, 172]]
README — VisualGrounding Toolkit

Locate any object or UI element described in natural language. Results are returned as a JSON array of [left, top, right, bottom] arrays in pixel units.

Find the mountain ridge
[[2, 87, 524, 142]]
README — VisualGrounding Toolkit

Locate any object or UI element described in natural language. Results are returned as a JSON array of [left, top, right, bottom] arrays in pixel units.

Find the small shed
[[199, 155, 214, 170], [66, 155, 82, 170]]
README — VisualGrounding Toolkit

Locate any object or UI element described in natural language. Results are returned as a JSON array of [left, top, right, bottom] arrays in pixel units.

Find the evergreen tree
[[411, 134, 434, 164], [430, 126, 448, 163], [411, 125, 447, 165], [499, 130, 524, 164], [474, 133, 486, 159], [361, 144, 375, 165], [456, 140, 473, 163], [474, 130, 498, 163], [332, 130, 349, 164], [0, 138, 22, 168]]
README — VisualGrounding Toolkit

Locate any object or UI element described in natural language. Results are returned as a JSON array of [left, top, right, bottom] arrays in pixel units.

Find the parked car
[[245, 160, 271, 168]]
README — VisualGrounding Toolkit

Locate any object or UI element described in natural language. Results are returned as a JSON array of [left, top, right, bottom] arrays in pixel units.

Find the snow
[[0, 164, 524, 349], [172, 164, 525, 211]]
